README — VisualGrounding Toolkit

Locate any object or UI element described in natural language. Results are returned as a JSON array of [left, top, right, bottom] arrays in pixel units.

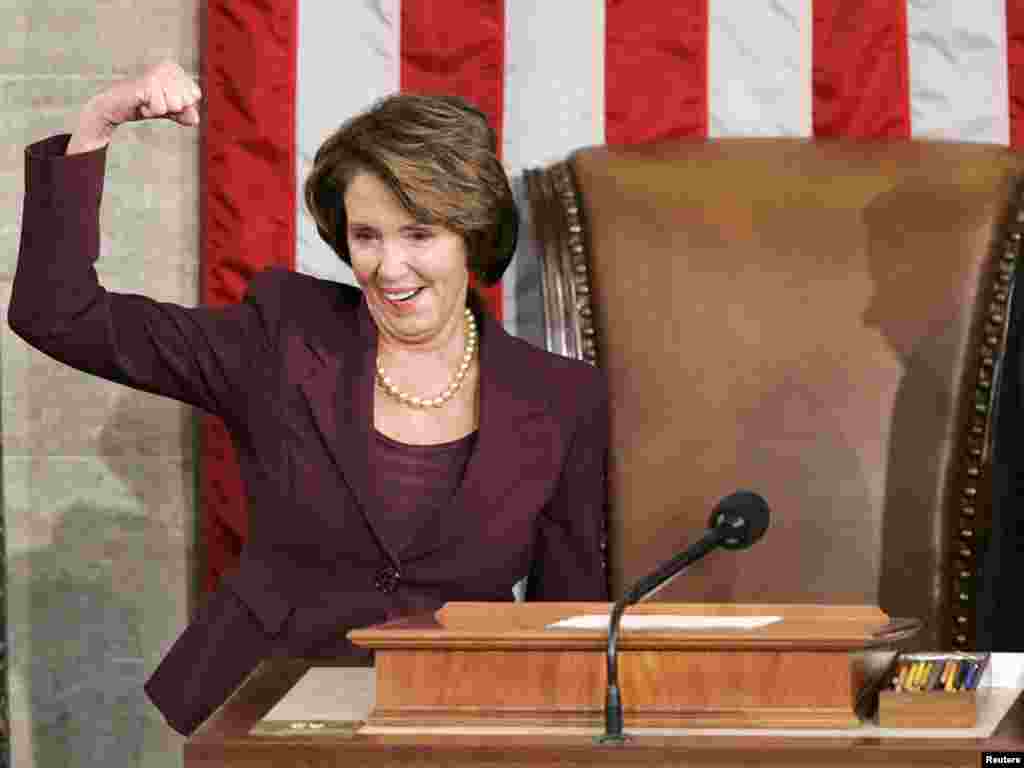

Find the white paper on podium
[[546, 615, 782, 631]]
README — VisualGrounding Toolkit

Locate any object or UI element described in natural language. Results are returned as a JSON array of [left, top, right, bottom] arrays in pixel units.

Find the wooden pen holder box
[[876, 652, 991, 728]]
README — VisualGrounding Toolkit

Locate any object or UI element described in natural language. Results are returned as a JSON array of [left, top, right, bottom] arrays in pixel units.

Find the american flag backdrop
[[199, 0, 1024, 593]]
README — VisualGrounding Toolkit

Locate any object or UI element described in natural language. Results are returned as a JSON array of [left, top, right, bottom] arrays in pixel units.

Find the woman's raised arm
[[8, 60, 277, 424]]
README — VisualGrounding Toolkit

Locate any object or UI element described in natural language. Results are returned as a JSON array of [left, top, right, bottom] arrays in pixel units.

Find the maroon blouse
[[369, 427, 478, 559]]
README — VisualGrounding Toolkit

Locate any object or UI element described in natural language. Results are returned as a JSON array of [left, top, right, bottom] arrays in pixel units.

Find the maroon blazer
[[9, 134, 610, 735]]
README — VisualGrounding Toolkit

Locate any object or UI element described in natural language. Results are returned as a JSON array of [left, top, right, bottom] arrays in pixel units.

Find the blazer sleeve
[[526, 377, 611, 602], [8, 134, 275, 424]]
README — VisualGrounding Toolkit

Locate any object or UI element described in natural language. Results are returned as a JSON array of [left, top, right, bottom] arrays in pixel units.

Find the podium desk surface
[[185, 658, 1024, 768], [348, 601, 900, 649]]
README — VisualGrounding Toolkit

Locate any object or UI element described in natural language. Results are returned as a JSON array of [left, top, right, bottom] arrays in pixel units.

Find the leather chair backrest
[[524, 139, 1024, 650]]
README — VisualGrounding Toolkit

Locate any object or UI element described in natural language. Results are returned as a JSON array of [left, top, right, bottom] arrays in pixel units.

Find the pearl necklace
[[375, 307, 477, 408]]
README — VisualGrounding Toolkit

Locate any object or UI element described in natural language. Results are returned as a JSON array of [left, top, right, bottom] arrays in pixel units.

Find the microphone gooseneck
[[595, 491, 770, 745]]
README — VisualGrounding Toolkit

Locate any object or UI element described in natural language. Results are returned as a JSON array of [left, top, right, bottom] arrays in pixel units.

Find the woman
[[8, 60, 609, 735]]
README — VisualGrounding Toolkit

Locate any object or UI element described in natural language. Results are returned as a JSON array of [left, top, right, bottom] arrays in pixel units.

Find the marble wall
[[3, 3, 203, 766]]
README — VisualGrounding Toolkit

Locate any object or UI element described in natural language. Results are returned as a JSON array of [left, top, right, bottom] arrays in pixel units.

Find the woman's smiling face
[[345, 170, 470, 349]]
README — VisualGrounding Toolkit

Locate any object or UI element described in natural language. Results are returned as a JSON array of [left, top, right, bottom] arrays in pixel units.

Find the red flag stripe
[[812, 0, 910, 139], [201, 0, 298, 592], [400, 0, 506, 320], [605, 0, 709, 145], [1009, 0, 1024, 148]]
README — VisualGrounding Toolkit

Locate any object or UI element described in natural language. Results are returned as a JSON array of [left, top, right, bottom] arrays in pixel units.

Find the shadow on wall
[[10, 389, 196, 768]]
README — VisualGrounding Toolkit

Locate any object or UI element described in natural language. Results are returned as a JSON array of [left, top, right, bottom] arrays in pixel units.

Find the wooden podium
[[345, 602, 907, 730], [183, 601, 1024, 767]]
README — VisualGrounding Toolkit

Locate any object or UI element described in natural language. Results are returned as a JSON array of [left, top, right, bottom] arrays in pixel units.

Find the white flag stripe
[[295, 0, 401, 284], [708, 0, 812, 137], [907, 0, 1009, 145], [502, 0, 606, 335], [501, 0, 606, 173]]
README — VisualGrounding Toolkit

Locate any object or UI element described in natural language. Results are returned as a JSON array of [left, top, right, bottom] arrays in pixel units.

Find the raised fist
[[92, 59, 202, 129]]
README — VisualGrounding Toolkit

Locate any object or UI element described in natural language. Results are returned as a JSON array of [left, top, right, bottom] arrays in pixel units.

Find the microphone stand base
[[593, 733, 632, 745]]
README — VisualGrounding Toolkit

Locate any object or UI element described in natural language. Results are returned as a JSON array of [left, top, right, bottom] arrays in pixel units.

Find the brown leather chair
[[522, 139, 1024, 651]]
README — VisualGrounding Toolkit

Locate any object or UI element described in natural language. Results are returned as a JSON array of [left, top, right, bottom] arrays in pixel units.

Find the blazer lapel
[[296, 295, 396, 562], [423, 303, 557, 559]]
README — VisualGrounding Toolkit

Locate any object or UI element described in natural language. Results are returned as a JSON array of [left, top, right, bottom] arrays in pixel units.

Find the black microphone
[[595, 490, 771, 744]]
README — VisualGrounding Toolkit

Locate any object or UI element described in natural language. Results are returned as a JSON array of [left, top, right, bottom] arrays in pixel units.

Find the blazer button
[[374, 566, 401, 594]]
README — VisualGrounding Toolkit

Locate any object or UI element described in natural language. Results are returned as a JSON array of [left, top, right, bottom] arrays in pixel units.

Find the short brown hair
[[304, 94, 518, 285]]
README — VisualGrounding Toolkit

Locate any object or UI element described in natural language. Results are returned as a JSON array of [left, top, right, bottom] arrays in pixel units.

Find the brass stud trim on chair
[[945, 180, 1024, 651], [524, 162, 600, 368], [550, 162, 599, 367]]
